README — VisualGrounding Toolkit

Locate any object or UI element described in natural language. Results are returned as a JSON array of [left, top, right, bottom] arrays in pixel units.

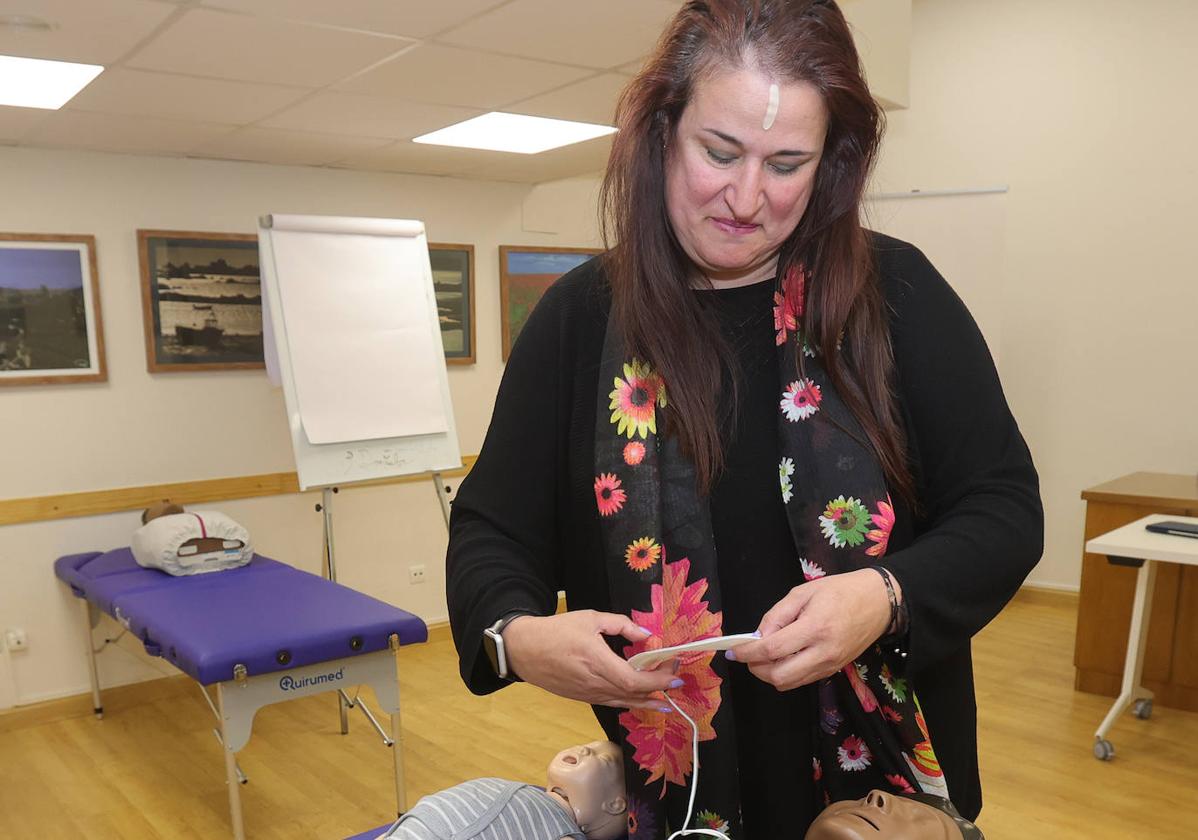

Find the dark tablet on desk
[[1145, 520, 1198, 539]]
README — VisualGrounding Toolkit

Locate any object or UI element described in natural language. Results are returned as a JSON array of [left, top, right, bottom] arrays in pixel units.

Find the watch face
[[483, 628, 505, 678]]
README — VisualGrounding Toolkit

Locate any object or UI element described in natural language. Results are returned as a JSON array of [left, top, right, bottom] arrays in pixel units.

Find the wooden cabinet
[[1075, 472, 1198, 711]]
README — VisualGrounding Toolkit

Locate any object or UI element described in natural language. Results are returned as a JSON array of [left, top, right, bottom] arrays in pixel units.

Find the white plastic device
[[627, 633, 759, 671]]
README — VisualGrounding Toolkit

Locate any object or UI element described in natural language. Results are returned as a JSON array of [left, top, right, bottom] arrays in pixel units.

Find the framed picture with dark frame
[[0, 233, 107, 386], [499, 245, 602, 360], [137, 229, 264, 373], [429, 242, 476, 365]]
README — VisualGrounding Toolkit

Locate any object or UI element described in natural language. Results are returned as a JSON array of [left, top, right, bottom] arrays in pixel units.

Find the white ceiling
[[0, 0, 905, 184]]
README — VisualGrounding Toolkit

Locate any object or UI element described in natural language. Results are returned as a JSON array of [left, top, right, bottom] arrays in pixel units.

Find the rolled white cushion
[[131, 511, 253, 576]]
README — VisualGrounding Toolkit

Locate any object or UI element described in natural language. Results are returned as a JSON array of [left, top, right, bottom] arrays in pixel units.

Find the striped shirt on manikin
[[381, 778, 585, 840]]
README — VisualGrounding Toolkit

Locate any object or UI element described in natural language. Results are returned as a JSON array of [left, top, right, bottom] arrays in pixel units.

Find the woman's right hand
[[502, 610, 681, 712]]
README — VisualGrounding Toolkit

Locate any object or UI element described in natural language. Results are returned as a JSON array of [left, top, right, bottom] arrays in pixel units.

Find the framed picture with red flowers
[[499, 245, 602, 360]]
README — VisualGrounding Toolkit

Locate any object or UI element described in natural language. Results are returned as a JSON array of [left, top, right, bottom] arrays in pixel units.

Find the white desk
[[1084, 513, 1198, 760]]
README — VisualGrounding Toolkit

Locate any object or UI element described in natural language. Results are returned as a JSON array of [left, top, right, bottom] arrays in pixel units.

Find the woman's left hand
[[730, 568, 897, 691]]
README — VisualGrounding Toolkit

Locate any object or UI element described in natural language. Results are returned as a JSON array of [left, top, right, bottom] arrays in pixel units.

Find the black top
[[446, 234, 1043, 825], [705, 279, 820, 834]]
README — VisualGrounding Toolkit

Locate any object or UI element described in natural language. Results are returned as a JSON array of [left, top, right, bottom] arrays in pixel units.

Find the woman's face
[[664, 64, 828, 287]]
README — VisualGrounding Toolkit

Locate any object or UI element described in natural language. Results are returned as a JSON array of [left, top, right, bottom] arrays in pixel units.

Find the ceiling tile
[[0, 106, 52, 143], [0, 0, 175, 65], [438, 0, 680, 70], [461, 135, 613, 184], [200, 0, 509, 40], [65, 68, 309, 125], [333, 140, 512, 178], [22, 110, 235, 156], [336, 44, 593, 110], [259, 93, 482, 139], [125, 7, 414, 88], [190, 126, 393, 166], [506, 74, 628, 125]]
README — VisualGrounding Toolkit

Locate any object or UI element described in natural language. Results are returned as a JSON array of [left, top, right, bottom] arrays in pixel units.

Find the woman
[[447, 1, 1042, 837]]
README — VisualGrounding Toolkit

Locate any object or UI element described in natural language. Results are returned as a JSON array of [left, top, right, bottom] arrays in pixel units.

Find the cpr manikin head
[[138, 500, 245, 557], [142, 500, 184, 524], [806, 790, 983, 840], [544, 740, 627, 840]]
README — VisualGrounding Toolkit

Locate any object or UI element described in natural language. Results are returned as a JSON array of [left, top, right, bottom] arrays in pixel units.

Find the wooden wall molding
[[0, 456, 477, 527]]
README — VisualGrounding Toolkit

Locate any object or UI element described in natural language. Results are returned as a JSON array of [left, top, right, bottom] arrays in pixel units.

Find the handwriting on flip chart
[[342, 446, 413, 475]]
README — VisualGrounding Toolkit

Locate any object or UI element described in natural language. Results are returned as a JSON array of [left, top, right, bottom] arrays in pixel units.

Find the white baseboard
[[11, 682, 101, 709], [13, 671, 170, 710]]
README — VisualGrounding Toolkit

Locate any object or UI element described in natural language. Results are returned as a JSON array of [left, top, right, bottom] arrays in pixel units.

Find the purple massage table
[[56, 548, 428, 840]]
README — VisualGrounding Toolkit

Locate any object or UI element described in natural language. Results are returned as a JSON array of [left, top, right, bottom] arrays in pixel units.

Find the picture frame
[[499, 245, 602, 360], [137, 229, 264, 373], [0, 233, 107, 386], [429, 242, 476, 365]]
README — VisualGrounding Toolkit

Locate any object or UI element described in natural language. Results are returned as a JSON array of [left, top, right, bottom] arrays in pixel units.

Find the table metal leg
[[390, 709, 407, 814], [1094, 559, 1158, 757], [80, 600, 103, 719], [339, 688, 393, 745], [218, 684, 247, 840], [199, 685, 248, 783]]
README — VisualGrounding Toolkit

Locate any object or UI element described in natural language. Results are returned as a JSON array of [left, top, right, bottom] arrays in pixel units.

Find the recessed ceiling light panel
[[0, 54, 104, 110], [413, 112, 617, 155]]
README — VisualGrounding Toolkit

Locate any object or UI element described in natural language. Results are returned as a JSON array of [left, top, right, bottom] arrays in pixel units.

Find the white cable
[[662, 690, 731, 840]]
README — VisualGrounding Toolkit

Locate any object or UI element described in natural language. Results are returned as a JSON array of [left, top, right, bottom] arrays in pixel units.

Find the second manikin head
[[806, 789, 984, 840], [544, 741, 628, 840]]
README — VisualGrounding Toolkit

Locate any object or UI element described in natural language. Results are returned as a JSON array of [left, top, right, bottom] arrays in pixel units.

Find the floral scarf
[[593, 266, 947, 839]]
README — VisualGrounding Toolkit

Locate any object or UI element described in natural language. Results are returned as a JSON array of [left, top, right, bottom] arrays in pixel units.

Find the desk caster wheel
[[1093, 739, 1115, 761], [1133, 698, 1153, 719]]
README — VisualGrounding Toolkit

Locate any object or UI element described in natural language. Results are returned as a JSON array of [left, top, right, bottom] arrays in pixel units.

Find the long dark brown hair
[[600, 0, 915, 505]]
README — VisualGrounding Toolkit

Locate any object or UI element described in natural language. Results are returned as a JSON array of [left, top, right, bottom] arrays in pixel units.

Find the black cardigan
[[446, 233, 1043, 821]]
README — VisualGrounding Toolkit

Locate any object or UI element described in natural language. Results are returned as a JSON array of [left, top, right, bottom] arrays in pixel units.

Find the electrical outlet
[[408, 565, 427, 585], [5, 628, 28, 652]]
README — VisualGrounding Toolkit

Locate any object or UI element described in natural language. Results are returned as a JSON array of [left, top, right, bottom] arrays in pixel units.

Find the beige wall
[[6, 0, 1198, 706], [874, 0, 1198, 588], [842, 0, 912, 109], [0, 147, 602, 707], [0, 149, 603, 497]]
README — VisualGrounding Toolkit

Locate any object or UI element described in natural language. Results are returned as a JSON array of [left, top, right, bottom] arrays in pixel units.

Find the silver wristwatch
[[482, 611, 529, 681]]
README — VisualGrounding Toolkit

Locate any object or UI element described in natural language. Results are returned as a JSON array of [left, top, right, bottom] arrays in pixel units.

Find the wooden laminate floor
[[1, 590, 1195, 838]]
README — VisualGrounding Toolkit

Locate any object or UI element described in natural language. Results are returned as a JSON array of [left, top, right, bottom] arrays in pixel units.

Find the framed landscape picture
[[429, 242, 475, 365], [138, 230, 263, 372], [499, 245, 601, 360], [0, 233, 106, 386]]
